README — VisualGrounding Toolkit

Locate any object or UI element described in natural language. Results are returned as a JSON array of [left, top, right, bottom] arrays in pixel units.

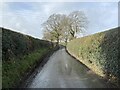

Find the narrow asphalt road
[[25, 48, 112, 88]]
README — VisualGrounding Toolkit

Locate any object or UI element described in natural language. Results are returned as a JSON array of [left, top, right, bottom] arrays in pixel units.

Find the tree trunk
[[69, 25, 75, 39], [70, 31, 75, 40], [57, 37, 59, 45], [50, 39, 54, 48], [65, 37, 68, 46]]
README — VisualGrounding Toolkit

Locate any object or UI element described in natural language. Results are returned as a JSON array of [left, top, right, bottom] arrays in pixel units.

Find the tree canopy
[[42, 11, 88, 45]]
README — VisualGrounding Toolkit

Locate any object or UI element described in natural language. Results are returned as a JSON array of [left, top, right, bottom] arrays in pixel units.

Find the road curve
[[25, 48, 112, 88]]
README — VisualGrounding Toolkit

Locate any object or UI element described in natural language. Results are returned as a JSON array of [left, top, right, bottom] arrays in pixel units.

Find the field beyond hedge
[[2, 28, 56, 88], [67, 27, 120, 86]]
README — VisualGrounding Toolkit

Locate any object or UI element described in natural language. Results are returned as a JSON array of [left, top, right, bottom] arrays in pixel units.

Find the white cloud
[[2, 2, 67, 38], [1, 2, 118, 39]]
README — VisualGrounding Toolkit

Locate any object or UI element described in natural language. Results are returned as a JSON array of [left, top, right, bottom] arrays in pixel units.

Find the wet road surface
[[25, 48, 112, 88]]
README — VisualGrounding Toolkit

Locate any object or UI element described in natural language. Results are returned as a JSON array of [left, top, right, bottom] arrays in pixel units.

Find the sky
[[0, 1, 118, 39]]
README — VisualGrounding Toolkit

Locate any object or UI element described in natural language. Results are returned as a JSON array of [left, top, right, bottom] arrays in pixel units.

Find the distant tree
[[43, 30, 52, 41], [42, 14, 66, 44], [68, 11, 88, 39], [42, 11, 88, 44], [60, 16, 72, 45]]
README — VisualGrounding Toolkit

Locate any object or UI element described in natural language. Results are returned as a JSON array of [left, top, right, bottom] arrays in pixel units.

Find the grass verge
[[2, 47, 49, 88]]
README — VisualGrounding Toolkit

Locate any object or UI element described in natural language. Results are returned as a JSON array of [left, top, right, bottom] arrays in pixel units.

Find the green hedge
[[2, 48, 49, 88], [67, 27, 120, 85], [2, 28, 55, 88], [2, 28, 52, 61]]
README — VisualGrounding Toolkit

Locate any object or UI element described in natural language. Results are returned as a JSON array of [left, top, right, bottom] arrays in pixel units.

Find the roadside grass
[[2, 47, 49, 88]]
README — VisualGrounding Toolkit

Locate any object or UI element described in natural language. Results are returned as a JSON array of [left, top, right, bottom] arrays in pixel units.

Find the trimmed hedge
[[2, 48, 49, 88], [2, 28, 56, 88], [67, 27, 120, 86], [2, 28, 53, 61]]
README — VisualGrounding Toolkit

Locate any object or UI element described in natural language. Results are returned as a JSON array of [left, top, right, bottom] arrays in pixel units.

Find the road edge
[[65, 47, 118, 88], [18, 46, 60, 88]]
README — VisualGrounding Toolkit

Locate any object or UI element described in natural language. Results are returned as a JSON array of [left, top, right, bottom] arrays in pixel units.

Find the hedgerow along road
[[23, 48, 114, 88]]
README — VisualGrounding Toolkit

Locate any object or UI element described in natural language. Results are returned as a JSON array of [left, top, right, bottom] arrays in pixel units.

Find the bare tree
[[60, 16, 72, 45], [68, 11, 88, 39], [42, 14, 66, 44], [42, 11, 88, 45], [42, 30, 53, 41]]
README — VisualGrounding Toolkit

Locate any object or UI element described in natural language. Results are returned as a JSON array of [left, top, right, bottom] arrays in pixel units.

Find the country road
[[23, 48, 113, 88]]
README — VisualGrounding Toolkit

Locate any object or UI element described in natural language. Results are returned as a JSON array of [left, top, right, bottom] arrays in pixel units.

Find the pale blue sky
[[1, 2, 118, 38]]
